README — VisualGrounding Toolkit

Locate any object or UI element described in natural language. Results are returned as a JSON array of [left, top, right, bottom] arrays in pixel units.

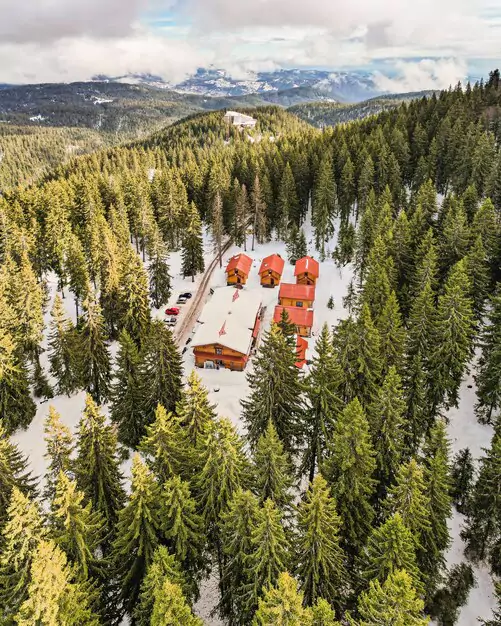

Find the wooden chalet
[[192, 287, 262, 371], [274, 305, 314, 338], [279, 283, 315, 308], [226, 253, 253, 286], [294, 256, 320, 286], [259, 254, 285, 287]]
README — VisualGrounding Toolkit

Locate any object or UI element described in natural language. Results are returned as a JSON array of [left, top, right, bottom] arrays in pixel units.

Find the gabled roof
[[259, 254, 285, 276], [226, 253, 253, 276], [279, 283, 316, 302], [192, 287, 262, 355], [274, 305, 314, 328], [294, 256, 320, 278], [295, 336, 308, 368]]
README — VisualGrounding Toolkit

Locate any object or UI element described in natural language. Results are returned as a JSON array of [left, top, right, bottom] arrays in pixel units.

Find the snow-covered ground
[[10, 215, 498, 625]]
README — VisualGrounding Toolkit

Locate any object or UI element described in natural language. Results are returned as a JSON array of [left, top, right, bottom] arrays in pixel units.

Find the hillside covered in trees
[[1, 70, 501, 625]]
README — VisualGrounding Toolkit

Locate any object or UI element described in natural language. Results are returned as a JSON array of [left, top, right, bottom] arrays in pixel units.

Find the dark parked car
[[181, 292, 193, 299]]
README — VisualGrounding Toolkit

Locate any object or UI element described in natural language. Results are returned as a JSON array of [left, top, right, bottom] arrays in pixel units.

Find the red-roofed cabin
[[295, 336, 308, 369], [259, 254, 285, 288], [294, 256, 320, 286], [279, 283, 315, 308], [274, 305, 314, 338], [226, 253, 253, 286]]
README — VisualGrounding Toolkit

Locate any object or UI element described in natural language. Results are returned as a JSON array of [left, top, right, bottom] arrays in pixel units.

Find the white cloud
[[373, 58, 469, 93]]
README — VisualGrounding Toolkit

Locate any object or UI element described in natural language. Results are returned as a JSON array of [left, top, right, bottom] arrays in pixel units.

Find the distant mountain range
[[93, 68, 383, 104]]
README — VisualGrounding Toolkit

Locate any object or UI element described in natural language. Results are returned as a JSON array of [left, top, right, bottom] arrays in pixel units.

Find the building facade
[[259, 254, 285, 287], [279, 283, 316, 308], [274, 305, 314, 338], [226, 253, 253, 286], [294, 256, 320, 286]]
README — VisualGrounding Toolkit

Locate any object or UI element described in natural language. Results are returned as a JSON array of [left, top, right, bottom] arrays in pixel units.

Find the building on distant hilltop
[[295, 336, 308, 369], [274, 305, 314, 338], [224, 110, 257, 128], [259, 254, 285, 287], [279, 283, 315, 308], [226, 253, 253, 286], [192, 287, 262, 371], [294, 256, 320, 286]]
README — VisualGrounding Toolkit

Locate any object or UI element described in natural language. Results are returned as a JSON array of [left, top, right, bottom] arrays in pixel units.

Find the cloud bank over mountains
[[0, 0, 498, 87]]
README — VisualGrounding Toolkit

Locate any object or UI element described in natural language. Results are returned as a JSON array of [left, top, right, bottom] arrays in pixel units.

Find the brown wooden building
[[274, 305, 314, 338], [294, 256, 320, 286], [226, 253, 253, 286], [193, 287, 262, 371], [279, 283, 315, 308], [259, 254, 285, 287]]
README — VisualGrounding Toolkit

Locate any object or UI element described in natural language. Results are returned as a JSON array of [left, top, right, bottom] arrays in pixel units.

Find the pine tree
[[220, 489, 260, 624], [176, 371, 217, 447], [254, 420, 295, 511], [245, 499, 290, 619], [0, 328, 37, 433], [304, 324, 343, 481], [350, 570, 428, 626], [463, 424, 501, 564], [140, 404, 191, 483], [182, 202, 205, 282], [252, 572, 313, 626], [429, 563, 476, 626], [276, 163, 299, 239], [251, 175, 268, 250], [312, 156, 337, 257], [78, 289, 111, 405], [482, 583, 501, 626], [43, 406, 74, 500], [134, 546, 189, 626], [50, 472, 106, 579], [296, 475, 346, 609], [241, 324, 305, 455], [113, 454, 163, 617], [369, 366, 406, 497], [161, 476, 206, 594], [450, 448, 475, 514], [464, 235, 490, 319], [0, 488, 46, 622], [475, 288, 501, 425], [360, 236, 393, 322], [361, 513, 423, 595], [148, 231, 171, 309], [211, 191, 224, 268], [277, 308, 297, 340], [150, 579, 203, 626], [421, 419, 452, 594], [0, 428, 36, 525], [110, 329, 144, 448], [137, 320, 183, 424], [430, 260, 475, 411], [324, 398, 376, 559], [74, 395, 125, 532], [16, 539, 99, 626], [376, 291, 406, 375], [196, 419, 248, 589], [47, 294, 79, 395], [118, 246, 151, 345]]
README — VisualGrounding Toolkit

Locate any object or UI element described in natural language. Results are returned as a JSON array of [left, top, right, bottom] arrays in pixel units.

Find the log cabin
[[278, 283, 315, 308], [273, 305, 314, 337], [226, 253, 253, 286], [295, 335, 308, 369], [192, 287, 262, 371], [259, 254, 285, 288], [294, 256, 320, 286]]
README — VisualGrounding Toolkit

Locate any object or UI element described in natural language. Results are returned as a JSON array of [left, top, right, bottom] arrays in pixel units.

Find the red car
[[165, 307, 180, 316]]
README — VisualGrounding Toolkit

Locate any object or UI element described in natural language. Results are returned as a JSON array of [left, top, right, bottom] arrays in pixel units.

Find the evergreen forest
[[1, 70, 501, 625]]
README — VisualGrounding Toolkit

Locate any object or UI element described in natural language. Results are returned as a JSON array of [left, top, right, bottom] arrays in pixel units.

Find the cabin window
[[296, 301, 303, 307], [215, 348, 223, 355]]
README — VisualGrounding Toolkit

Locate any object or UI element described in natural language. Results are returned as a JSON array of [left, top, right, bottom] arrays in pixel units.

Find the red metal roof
[[274, 305, 314, 328], [279, 283, 316, 302], [259, 254, 285, 276], [295, 336, 308, 368], [252, 317, 261, 339], [226, 253, 253, 276], [294, 256, 320, 278]]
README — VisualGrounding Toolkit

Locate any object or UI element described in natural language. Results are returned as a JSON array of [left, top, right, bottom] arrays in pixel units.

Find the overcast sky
[[0, 0, 499, 87]]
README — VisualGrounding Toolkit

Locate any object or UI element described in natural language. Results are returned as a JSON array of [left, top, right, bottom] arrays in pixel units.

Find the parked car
[[176, 296, 188, 304], [181, 292, 193, 299], [165, 307, 180, 316], [164, 317, 178, 326]]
